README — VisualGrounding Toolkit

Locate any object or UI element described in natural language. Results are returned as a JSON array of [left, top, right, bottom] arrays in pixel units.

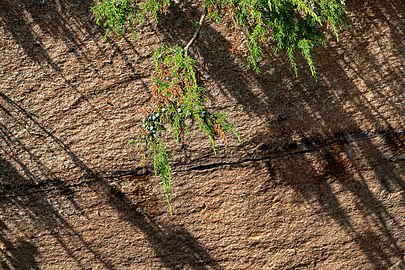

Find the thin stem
[[184, 5, 207, 54]]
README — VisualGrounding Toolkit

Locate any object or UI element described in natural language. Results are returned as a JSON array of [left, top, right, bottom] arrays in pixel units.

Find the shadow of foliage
[[0, 0, 403, 268]]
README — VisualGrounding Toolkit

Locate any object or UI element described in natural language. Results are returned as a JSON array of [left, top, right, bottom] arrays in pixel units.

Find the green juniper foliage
[[93, 0, 346, 214], [136, 45, 237, 215], [206, 0, 347, 76], [92, 0, 139, 37], [92, 0, 171, 37]]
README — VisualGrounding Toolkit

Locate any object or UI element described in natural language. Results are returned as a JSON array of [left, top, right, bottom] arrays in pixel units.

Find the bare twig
[[184, 6, 208, 54]]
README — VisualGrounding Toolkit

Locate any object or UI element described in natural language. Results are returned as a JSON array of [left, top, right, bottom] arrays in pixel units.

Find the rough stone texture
[[389, 256, 405, 270], [0, 0, 404, 269]]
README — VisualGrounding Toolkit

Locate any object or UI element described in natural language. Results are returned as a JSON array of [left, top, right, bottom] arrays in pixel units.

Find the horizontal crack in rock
[[180, 129, 405, 172], [1, 129, 403, 197]]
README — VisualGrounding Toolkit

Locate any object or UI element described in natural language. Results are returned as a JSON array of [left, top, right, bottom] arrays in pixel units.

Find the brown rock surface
[[0, 0, 404, 269]]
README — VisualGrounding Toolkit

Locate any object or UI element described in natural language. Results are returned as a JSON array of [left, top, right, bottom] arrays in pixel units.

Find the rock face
[[0, 0, 404, 269]]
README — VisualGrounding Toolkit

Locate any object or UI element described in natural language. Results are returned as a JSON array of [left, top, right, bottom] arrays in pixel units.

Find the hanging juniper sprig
[[136, 45, 238, 215]]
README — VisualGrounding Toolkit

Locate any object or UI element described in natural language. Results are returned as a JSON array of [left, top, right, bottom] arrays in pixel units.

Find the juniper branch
[[184, 6, 207, 54]]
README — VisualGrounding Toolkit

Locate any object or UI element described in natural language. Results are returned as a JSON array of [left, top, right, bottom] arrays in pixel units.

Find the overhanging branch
[[184, 6, 208, 54]]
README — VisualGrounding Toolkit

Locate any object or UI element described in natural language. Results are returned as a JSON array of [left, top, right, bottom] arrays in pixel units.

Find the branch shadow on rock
[[267, 137, 404, 269], [0, 91, 222, 269], [0, 214, 40, 269], [0, 0, 99, 66]]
